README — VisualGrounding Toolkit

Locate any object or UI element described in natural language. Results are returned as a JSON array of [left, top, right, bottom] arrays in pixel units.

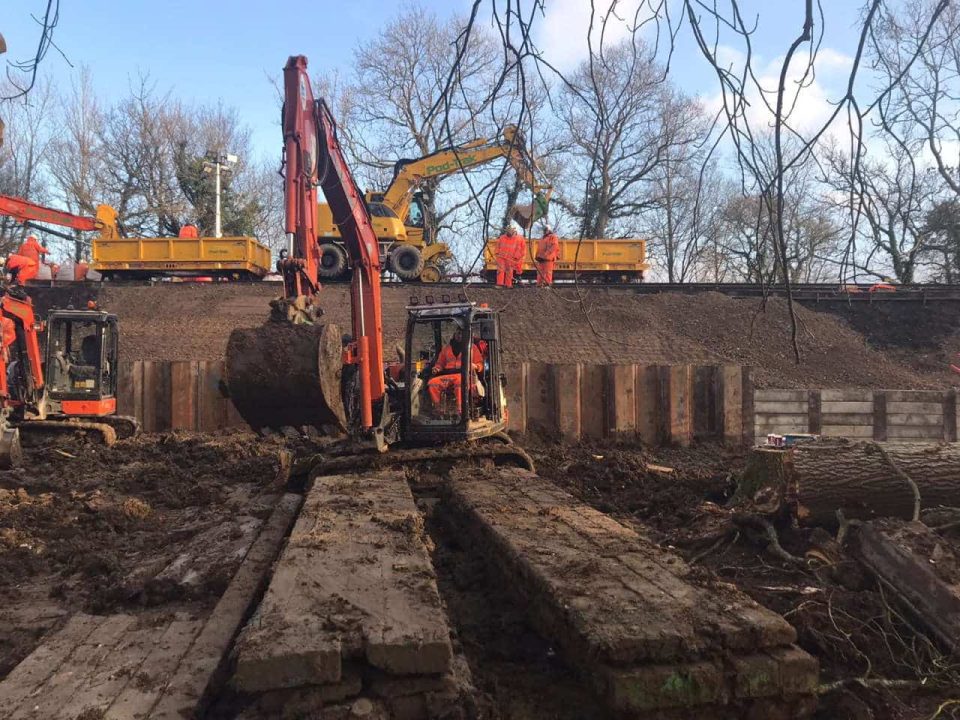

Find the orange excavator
[[225, 56, 523, 466], [0, 196, 138, 466]]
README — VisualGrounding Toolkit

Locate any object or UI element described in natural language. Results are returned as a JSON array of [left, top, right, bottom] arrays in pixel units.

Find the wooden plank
[[807, 389, 821, 434], [850, 521, 960, 654], [754, 413, 810, 425], [503, 362, 527, 434], [150, 494, 302, 719], [721, 365, 743, 447], [552, 365, 581, 443], [635, 365, 661, 446], [886, 413, 946, 427], [605, 365, 636, 437], [821, 401, 874, 414], [820, 425, 875, 438], [141, 361, 172, 433], [232, 477, 451, 694], [579, 365, 605, 440], [884, 390, 944, 403], [874, 391, 887, 442], [886, 426, 945, 440], [756, 422, 809, 435], [754, 401, 808, 414], [0, 614, 104, 718], [753, 389, 807, 402], [821, 413, 875, 425], [669, 366, 692, 447], [525, 362, 555, 437], [170, 361, 198, 431], [198, 361, 227, 432], [944, 390, 957, 442], [887, 401, 943, 415], [821, 389, 872, 402], [116, 361, 140, 421]]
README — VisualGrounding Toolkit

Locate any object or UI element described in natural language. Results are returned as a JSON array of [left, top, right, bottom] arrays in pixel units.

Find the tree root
[[732, 512, 806, 566]]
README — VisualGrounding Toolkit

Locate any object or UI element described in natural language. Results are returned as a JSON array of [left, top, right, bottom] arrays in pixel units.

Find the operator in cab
[[428, 327, 483, 414]]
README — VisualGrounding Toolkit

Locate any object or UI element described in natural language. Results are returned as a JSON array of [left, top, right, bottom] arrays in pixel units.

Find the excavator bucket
[[225, 322, 348, 434], [0, 425, 22, 469], [510, 192, 550, 229]]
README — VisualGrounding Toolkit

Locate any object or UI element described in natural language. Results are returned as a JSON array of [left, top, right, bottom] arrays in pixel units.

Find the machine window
[[46, 320, 103, 396], [409, 317, 465, 426]]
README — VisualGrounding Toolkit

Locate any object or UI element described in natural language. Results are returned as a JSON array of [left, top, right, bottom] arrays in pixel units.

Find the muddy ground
[[3, 433, 960, 720], [529, 440, 960, 720], [0, 430, 284, 678]]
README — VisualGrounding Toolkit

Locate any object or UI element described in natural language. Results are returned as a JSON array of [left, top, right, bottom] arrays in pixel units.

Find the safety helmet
[[543, 224, 553, 234], [509, 222, 521, 233], [0, 257, 6, 268]]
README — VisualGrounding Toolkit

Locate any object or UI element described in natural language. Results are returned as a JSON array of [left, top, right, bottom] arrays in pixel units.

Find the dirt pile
[[88, 283, 949, 389], [0, 430, 283, 678]]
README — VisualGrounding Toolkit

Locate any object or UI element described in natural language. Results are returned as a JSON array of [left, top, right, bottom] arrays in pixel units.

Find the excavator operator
[[428, 327, 483, 414]]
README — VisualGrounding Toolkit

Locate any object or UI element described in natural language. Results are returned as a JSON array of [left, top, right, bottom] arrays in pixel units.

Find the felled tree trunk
[[739, 441, 960, 526]]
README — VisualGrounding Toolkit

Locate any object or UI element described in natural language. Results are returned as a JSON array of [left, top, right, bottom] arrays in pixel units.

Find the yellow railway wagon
[[93, 236, 272, 279], [483, 237, 649, 283]]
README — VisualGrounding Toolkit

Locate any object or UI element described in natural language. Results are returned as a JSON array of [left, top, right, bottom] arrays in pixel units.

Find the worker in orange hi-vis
[[494, 223, 521, 287], [17, 234, 48, 265], [535, 225, 560, 287], [5, 254, 38, 285], [512, 224, 527, 284], [427, 327, 484, 413]]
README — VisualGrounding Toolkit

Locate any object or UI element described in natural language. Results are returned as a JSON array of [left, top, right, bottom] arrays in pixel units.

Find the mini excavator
[[225, 56, 530, 470], [0, 196, 138, 467]]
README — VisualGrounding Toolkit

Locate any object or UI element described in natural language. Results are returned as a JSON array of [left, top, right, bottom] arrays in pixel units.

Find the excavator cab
[[403, 302, 507, 443], [43, 310, 119, 417]]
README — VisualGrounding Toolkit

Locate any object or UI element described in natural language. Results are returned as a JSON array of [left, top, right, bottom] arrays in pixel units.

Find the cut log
[[739, 441, 960, 526], [225, 322, 347, 433]]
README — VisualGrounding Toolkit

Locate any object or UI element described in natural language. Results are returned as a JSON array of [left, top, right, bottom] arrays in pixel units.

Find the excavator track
[[16, 419, 118, 446]]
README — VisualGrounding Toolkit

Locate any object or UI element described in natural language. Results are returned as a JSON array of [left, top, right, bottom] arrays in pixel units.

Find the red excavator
[[225, 56, 523, 466], [0, 196, 138, 466]]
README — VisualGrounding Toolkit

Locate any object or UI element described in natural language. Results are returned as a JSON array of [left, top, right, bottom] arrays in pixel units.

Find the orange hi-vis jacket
[[495, 233, 521, 264], [536, 232, 560, 262], [17, 236, 49, 264], [434, 343, 483, 374]]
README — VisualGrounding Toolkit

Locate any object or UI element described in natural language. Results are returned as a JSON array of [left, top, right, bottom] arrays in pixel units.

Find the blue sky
[[4, 0, 869, 161]]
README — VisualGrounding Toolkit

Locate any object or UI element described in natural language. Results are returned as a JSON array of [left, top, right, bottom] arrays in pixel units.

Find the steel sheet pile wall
[[754, 388, 959, 443], [119, 360, 750, 446], [504, 362, 749, 445]]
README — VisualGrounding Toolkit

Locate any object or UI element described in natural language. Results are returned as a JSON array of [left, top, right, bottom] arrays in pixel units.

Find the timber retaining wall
[[753, 388, 959, 443], [115, 360, 954, 446]]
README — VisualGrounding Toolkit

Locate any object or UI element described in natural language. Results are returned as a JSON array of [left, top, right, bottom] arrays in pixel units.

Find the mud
[[0, 430, 284, 679], [528, 439, 960, 720]]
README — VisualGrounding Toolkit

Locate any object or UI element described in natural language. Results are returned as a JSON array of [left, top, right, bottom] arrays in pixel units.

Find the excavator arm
[[380, 125, 552, 227], [280, 55, 385, 429], [0, 194, 121, 240]]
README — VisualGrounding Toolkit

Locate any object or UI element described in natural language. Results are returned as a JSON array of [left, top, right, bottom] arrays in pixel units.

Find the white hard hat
[[509, 222, 521, 233], [543, 224, 553, 234], [0, 257, 6, 268], [26, 234, 36, 242]]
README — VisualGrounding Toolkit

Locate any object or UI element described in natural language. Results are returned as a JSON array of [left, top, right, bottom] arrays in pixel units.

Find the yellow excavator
[[315, 125, 552, 283]]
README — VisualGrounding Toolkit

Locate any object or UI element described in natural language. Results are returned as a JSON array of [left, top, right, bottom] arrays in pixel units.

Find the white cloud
[[534, 0, 657, 72]]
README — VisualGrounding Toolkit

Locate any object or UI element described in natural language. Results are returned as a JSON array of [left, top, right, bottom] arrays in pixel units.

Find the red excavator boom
[[280, 55, 385, 430], [0, 194, 100, 232]]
